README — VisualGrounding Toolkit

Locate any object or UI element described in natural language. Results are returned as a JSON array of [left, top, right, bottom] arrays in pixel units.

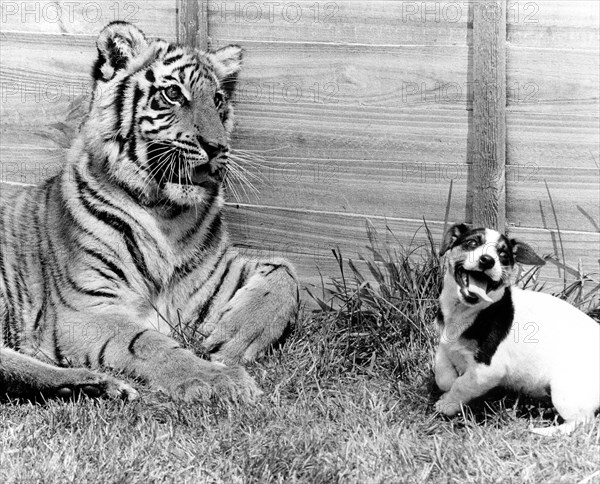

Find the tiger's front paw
[[434, 393, 462, 416], [54, 369, 139, 401], [170, 364, 262, 404]]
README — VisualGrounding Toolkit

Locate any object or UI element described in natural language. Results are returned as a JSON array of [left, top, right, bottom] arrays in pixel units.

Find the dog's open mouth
[[454, 266, 502, 304]]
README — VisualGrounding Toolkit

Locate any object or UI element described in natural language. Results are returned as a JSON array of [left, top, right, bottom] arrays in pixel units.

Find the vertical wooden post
[[471, 0, 507, 230], [176, 0, 209, 50]]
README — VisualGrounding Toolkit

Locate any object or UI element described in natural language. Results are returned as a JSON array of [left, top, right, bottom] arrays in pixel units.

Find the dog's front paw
[[434, 394, 462, 416]]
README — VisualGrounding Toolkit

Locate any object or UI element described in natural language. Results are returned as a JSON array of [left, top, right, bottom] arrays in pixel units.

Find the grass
[[1, 224, 599, 484]]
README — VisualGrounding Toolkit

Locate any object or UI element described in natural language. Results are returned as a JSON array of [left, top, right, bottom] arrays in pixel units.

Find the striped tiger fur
[[0, 21, 298, 402]]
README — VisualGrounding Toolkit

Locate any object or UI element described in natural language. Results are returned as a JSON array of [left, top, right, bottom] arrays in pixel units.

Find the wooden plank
[[0, 130, 469, 226], [506, 166, 600, 232], [226, 205, 599, 292], [1, 105, 470, 165], [0, 0, 176, 38], [507, 46, 599, 112], [507, 0, 599, 48], [0, 32, 472, 223], [506, 111, 599, 168], [232, 105, 469, 163], [207, 0, 470, 47], [225, 203, 445, 264], [508, 226, 600, 289], [1, 180, 595, 296], [470, 0, 507, 230], [505, 3, 599, 233], [177, 0, 209, 49], [0, 32, 470, 115]]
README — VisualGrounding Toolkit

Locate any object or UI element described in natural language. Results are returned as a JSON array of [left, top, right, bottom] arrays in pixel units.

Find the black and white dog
[[434, 223, 599, 435]]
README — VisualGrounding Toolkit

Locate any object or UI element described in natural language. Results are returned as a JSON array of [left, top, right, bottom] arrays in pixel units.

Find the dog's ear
[[510, 239, 546, 266], [439, 223, 469, 256]]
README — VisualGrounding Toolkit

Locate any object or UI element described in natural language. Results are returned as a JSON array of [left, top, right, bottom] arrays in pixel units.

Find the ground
[[1, 311, 599, 484]]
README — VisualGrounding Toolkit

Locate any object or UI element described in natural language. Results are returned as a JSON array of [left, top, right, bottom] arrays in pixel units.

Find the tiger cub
[[0, 22, 298, 402]]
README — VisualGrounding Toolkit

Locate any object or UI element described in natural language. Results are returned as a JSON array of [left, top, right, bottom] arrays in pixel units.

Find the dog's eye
[[466, 239, 478, 249], [162, 85, 186, 105]]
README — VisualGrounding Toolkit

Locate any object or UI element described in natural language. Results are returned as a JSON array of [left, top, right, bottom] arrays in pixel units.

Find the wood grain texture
[[2, 1, 597, 296], [0, 32, 472, 226], [507, 46, 599, 112], [226, 204, 600, 292], [506, 166, 600, 232], [0, 0, 176, 38], [0, 130, 468, 227], [506, 111, 599, 168], [177, 0, 208, 49], [508, 225, 600, 289], [505, 0, 599, 233], [0, 179, 596, 294], [470, 0, 506, 230], [206, 0, 470, 47], [507, 0, 600, 48], [0, 32, 470, 114]]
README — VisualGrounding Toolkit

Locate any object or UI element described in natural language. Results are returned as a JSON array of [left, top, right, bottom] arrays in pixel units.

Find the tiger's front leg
[[79, 319, 262, 403], [199, 258, 299, 365]]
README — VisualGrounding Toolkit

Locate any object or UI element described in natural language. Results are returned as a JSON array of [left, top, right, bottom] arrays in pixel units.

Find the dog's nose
[[479, 254, 495, 270]]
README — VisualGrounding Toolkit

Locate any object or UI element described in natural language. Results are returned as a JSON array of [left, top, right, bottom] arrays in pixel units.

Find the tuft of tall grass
[[307, 220, 600, 386], [306, 222, 442, 385]]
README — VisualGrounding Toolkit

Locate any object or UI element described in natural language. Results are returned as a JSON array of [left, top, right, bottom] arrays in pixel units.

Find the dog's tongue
[[463, 274, 493, 303]]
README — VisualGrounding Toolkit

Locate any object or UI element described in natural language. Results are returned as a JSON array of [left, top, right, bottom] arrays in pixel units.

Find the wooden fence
[[1, 0, 598, 294]]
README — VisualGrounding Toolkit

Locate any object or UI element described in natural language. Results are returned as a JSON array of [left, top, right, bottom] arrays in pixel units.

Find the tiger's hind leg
[[199, 258, 299, 365], [0, 347, 138, 400]]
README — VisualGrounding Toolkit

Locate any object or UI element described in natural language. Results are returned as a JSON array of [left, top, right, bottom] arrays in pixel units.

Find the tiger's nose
[[479, 254, 495, 270], [198, 137, 226, 160]]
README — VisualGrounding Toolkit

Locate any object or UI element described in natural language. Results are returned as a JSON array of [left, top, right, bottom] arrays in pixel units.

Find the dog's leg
[[434, 348, 459, 392], [199, 258, 299, 365], [530, 372, 599, 436], [0, 347, 138, 400], [434, 365, 502, 416]]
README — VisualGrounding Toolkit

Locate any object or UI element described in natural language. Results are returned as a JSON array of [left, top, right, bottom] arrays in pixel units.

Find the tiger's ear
[[93, 21, 148, 83], [208, 45, 243, 98], [439, 223, 469, 256]]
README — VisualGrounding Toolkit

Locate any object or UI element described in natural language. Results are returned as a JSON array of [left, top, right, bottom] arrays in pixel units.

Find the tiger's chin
[[158, 163, 225, 205], [162, 181, 221, 206]]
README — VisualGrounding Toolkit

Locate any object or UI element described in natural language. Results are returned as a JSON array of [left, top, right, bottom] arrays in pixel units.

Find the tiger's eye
[[162, 85, 186, 105]]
